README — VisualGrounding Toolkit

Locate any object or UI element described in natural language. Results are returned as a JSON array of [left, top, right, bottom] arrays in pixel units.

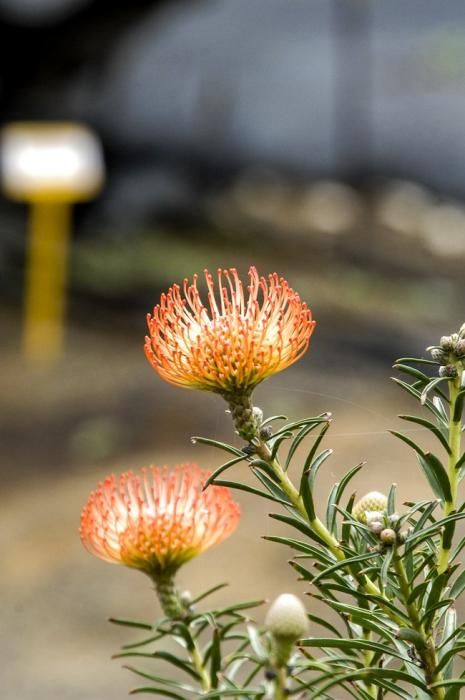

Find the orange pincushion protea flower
[[80, 464, 240, 577], [144, 267, 316, 396]]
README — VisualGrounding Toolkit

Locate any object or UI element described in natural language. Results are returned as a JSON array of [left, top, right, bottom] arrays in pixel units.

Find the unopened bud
[[389, 513, 400, 526], [366, 510, 385, 525], [439, 365, 458, 378], [180, 590, 193, 607], [430, 348, 447, 364], [369, 521, 384, 536], [380, 528, 397, 545], [353, 492, 388, 524], [265, 594, 309, 642], [455, 340, 465, 358], [440, 336, 455, 352]]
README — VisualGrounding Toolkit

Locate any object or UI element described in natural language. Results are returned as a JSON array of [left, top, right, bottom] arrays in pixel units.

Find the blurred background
[[2, 1, 465, 698]]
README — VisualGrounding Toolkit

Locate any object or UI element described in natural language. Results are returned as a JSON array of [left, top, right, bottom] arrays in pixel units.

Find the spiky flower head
[[80, 464, 240, 578], [353, 491, 388, 524], [144, 267, 316, 397], [265, 593, 309, 642]]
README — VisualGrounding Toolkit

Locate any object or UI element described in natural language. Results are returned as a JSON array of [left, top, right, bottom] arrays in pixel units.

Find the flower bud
[[389, 513, 400, 526], [430, 348, 447, 364], [455, 340, 465, 358], [365, 510, 385, 525], [380, 528, 397, 545], [440, 336, 455, 352], [460, 322, 465, 336], [439, 365, 458, 378], [265, 594, 309, 642], [369, 521, 384, 536], [353, 492, 388, 524]]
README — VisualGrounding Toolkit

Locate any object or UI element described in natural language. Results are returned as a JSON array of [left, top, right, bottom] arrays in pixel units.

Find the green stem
[[187, 632, 211, 692], [438, 375, 462, 574], [394, 550, 445, 699], [273, 667, 288, 700], [153, 572, 186, 619], [255, 440, 404, 624], [362, 629, 377, 699], [152, 573, 211, 691]]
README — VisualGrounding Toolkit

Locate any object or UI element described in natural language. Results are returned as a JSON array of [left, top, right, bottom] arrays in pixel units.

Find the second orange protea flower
[[80, 464, 240, 579]]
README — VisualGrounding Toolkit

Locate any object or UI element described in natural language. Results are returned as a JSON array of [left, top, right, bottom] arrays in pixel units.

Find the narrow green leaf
[[429, 679, 465, 690], [387, 483, 397, 515], [406, 512, 465, 547], [285, 420, 327, 470], [450, 570, 465, 599], [399, 414, 451, 454], [420, 376, 448, 405], [300, 637, 405, 662], [124, 665, 196, 692], [393, 363, 430, 382], [392, 377, 446, 423], [308, 668, 427, 700], [264, 535, 333, 564], [252, 469, 291, 504], [380, 545, 394, 590], [307, 613, 343, 638], [311, 551, 378, 585], [342, 492, 356, 545], [260, 414, 287, 427], [129, 688, 186, 698], [304, 422, 331, 478], [300, 468, 316, 520], [109, 618, 152, 630], [117, 652, 200, 680], [438, 606, 457, 680], [213, 478, 290, 505], [325, 483, 339, 535], [271, 416, 329, 440], [202, 455, 246, 490], [307, 448, 333, 489], [190, 583, 228, 605], [191, 436, 244, 457], [424, 452, 452, 502], [395, 357, 440, 366], [421, 600, 454, 631], [210, 629, 221, 689]]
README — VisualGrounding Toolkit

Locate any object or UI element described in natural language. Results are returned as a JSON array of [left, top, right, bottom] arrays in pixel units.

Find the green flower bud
[[439, 365, 458, 378], [380, 528, 397, 545], [353, 492, 388, 524], [265, 594, 309, 642]]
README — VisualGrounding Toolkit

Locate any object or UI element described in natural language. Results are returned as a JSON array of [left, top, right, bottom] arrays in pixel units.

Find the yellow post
[[23, 201, 71, 363], [0, 122, 104, 366]]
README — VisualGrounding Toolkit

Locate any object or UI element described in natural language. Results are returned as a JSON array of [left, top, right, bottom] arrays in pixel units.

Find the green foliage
[[107, 336, 465, 699]]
